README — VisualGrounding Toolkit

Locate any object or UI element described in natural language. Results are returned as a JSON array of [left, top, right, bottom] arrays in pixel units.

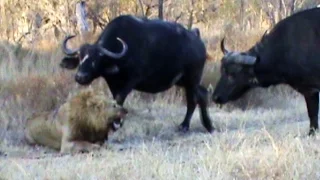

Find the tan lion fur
[[25, 88, 127, 154]]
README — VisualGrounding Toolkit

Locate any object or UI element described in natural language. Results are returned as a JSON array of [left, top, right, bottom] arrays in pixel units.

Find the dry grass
[[0, 36, 319, 180]]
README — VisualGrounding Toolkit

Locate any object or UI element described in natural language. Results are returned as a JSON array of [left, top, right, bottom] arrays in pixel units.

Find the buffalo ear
[[191, 28, 200, 37], [60, 56, 79, 70]]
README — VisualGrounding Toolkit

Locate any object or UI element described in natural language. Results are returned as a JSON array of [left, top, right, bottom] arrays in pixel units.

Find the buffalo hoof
[[178, 125, 189, 133], [207, 127, 215, 134], [308, 128, 318, 136], [202, 122, 215, 134]]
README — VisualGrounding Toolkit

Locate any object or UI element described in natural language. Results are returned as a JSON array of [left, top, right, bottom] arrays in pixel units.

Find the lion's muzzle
[[111, 107, 128, 131], [118, 108, 128, 117]]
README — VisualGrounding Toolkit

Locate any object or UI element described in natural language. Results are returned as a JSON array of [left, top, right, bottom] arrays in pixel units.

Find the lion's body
[[25, 88, 127, 154], [25, 111, 63, 150]]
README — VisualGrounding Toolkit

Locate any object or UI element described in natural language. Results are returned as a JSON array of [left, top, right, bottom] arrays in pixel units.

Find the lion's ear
[[92, 90, 106, 98], [86, 98, 104, 110], [86, 98, 97, 107]]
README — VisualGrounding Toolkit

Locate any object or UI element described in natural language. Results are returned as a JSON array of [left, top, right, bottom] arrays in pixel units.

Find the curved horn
[[220, 37, 229, 55], [234, 55, 257, 65], [62, 35, 79, 56], [99, 37, 128, 59], [260, 30, 268, 41]]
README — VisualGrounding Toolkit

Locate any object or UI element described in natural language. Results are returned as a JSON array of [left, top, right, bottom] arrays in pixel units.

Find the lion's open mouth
[[111, 108, 128, 131], [112, 121, 121, 130], [111, 119, 123, 131]]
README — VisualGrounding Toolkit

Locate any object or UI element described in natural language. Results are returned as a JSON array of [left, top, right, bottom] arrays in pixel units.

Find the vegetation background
[[0, 0, 320, 179]]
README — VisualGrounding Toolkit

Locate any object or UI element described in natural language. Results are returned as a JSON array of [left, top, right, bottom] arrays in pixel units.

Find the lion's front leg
[[60, 125, 101, 154], [60, 140, 101, 154]]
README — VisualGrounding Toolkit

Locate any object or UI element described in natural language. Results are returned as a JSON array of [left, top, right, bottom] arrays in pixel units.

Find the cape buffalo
[[212, 7, 320, 135], [60, 15, 214, 133]]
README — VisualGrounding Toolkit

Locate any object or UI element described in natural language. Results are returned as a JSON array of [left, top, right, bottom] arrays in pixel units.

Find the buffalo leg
[[115, 94, 129, 106], [103, 84, 128, 140], [112, 79, 140, 105], [108, 85, 126, 105], [304, 92, 319, 135], [179, 87, 197, 132], [109, 86, 120, 101], [115, 83, 136, 105], [110, 81, 138, 138], [105, 81, 136, 140], [197, 85, 214, 133]]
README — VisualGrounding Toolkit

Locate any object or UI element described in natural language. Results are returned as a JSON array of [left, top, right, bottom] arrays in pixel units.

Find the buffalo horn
[[99, 37, 128, 59], [220, 37, 229, 55], [260, 30, 268, 41], [62, 35, 79, 56]]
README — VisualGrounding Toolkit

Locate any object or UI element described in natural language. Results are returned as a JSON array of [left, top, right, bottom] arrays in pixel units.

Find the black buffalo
[[60, 15, 214, 133], [212, 7, 320, 135]]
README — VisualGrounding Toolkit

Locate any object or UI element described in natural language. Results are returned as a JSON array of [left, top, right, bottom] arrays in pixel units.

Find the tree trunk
[[158, 0, 164, 20], [187, 0, 195, 30], [137, 0, 145, 17], [240, 0, 245, 31], [76, 1, 90, 41]]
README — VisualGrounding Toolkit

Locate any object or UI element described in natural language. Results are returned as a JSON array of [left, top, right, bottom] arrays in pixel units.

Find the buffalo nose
[[59, 62, 65, 68], [75, 72, 88, 81]]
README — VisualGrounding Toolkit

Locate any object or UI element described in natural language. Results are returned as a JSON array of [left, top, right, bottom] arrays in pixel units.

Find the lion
[[24, 88, 128, 154]]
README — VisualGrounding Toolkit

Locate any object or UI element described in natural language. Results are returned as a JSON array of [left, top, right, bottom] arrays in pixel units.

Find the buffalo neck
[[247, 44, 285, 88]]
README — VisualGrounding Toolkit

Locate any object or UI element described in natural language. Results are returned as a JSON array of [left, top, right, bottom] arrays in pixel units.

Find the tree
[[158, 0, 164, 19]]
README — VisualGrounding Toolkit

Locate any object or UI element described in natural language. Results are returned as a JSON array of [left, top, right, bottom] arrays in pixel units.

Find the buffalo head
[[212, 38, 259, 104], [60, 35, 128, 85]]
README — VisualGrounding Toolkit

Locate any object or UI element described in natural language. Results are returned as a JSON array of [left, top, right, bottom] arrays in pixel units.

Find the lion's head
[[67, 88, 128, 131]]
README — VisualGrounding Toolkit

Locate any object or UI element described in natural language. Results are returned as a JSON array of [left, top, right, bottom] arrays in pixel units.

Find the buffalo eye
[[229, 64, 242, 74], [221, 68, 226, 74], [227, 75, 234, 82]]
